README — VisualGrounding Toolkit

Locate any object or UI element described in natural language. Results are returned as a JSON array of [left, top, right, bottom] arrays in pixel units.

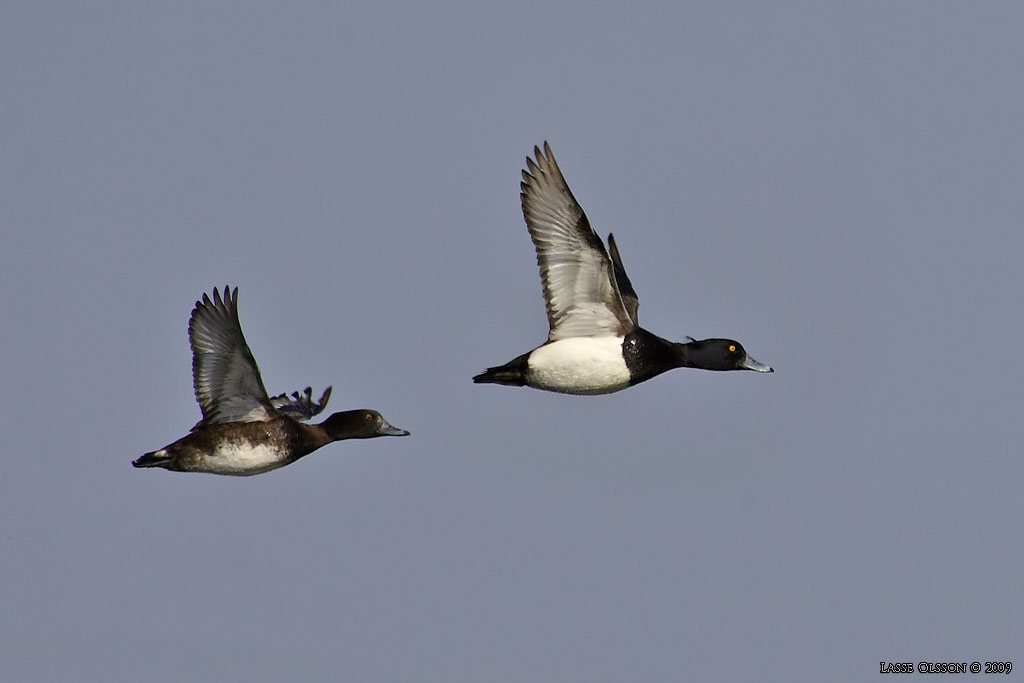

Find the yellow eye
[[728, 344, 736, 353], [364, 412, 372, 421]]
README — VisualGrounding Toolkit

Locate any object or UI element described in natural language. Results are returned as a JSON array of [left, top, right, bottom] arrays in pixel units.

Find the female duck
[[134, 287, 408, 476], [474, 142, 773, 395]]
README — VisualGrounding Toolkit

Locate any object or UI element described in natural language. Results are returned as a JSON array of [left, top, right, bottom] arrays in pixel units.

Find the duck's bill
[[741, 355, 774, 373], [377, 419, 411, 437]]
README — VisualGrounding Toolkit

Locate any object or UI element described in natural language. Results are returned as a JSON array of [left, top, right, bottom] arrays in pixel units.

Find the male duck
[[473, 142, 773, 395], [134, 287, 408, 476]]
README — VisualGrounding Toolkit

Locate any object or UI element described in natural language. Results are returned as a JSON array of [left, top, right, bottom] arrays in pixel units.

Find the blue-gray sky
[[2, 2, 1021, 681]]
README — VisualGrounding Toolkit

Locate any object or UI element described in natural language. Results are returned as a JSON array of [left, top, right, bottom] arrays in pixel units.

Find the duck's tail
[[473, 353, 529, 387], [132, 449, 172, 469]]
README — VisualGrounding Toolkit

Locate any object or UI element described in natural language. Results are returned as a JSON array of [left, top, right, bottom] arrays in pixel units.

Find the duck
[[473, 142, 773, 395], [134, 286, 408, 476]]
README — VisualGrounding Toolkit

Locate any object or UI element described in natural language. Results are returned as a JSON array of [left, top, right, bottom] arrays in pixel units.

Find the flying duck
[[134, 287, 408, 476], [473, 142, 773, 395]]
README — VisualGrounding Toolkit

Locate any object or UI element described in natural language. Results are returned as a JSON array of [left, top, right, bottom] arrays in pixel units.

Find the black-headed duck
[[134, 287, 408, 476], [473, 142, 773, 395]]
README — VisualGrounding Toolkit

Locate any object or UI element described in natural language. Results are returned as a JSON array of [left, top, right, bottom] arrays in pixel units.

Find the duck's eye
[[728, 344, 737, 353], [364, 412, 373, 421]]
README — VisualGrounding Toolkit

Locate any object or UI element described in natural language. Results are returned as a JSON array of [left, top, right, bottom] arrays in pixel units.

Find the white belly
[[206, 442, 289, 476], [526, 337, 631, 395]]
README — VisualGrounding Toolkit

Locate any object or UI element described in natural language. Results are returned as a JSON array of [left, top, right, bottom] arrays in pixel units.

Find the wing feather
[[520, 142, 634, 340], [189, 286, 274, 427], [607, 232, 639, 325], [269, 386, 332, 421]]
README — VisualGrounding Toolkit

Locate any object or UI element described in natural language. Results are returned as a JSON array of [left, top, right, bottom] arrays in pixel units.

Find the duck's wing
[[520, 142, 634, 341], [606, 233, 639, 326], [188, 286, 275, 428], [269, 386, 332, 421]]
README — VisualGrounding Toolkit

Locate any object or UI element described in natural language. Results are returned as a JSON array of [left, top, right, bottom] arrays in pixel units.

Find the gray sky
[[2, 2, 1021, 681]]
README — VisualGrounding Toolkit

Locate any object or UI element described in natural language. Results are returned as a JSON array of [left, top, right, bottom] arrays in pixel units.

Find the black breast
[[621, 328, 682, 386]]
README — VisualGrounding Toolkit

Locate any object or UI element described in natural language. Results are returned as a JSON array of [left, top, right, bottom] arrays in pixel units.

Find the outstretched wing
[[189, 286, 274, 428], [520, 142, 635, 341], [270, 386, 332, 421], [607, 232, 639, 326]]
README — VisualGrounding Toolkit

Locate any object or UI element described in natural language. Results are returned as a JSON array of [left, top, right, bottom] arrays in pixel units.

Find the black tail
[[473, 353, 529, 387], [133, 450, 172, 469]]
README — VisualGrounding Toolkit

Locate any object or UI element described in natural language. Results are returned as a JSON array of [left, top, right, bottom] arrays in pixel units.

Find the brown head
[[319, 410, 411, 441]]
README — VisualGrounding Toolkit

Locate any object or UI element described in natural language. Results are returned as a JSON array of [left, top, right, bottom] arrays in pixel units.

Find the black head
[[684, 338, 773, 373], [320, 410, 411, 440]]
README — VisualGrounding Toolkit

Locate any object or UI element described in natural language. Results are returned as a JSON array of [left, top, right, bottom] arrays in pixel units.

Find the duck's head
[[321, 410, 411, 440], [683, 338, 773, 373]]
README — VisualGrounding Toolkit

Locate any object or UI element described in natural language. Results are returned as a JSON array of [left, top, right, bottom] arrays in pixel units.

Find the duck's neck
[[623, 328, 689, 382]]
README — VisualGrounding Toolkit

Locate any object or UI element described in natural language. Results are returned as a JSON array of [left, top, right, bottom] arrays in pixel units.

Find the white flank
[[526, 336, 630, 395], [207, 442, 288, 476]]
